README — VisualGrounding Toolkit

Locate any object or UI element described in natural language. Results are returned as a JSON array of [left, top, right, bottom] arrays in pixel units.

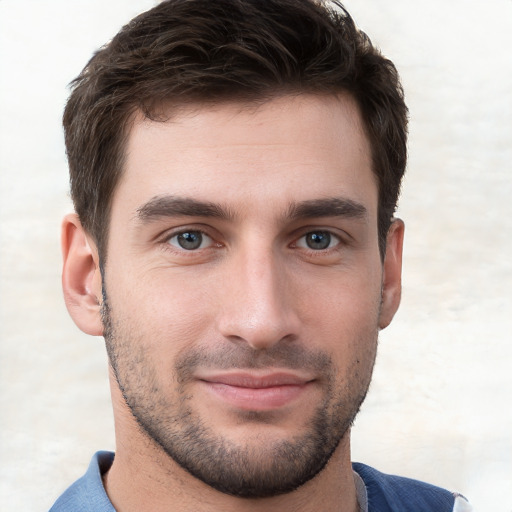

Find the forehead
[[115, 94, 377, 221]]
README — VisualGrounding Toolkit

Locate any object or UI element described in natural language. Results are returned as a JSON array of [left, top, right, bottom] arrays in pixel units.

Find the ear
[[378, 218, 405, 329], [61, 213, 104, 336]]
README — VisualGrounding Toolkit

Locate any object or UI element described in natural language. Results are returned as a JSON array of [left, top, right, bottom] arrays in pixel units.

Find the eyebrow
[[136, 195, 234, 222], [135, 195, 367, 223], [286, 197, 368, 221]]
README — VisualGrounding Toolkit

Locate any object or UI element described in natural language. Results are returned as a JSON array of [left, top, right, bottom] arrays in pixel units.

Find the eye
[[295, 231, 340, 250], [168, 230, 213, 250]]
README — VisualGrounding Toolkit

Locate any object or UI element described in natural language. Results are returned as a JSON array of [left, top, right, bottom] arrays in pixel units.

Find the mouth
[[197, 371, 315, 411]]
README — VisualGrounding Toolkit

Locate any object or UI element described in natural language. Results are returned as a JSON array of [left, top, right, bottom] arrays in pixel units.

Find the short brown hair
[[63, 0, 408, 259]]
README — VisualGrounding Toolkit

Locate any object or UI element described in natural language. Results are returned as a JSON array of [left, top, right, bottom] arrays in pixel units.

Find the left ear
[[378, 218, 405, 329]]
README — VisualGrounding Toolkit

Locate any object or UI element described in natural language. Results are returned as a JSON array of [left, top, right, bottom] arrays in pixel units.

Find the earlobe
[[378, 218, 405, 329], [61, 213, 104, 336]]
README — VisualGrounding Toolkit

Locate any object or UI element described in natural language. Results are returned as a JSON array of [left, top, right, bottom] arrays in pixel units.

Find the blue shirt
[[50, 452, 115, 512]]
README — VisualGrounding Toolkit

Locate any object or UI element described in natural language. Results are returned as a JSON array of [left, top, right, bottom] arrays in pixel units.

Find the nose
[[217, 248, 301, 350]]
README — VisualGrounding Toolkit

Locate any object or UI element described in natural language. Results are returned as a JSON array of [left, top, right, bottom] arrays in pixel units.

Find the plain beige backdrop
[[0, 1, 511, 510]]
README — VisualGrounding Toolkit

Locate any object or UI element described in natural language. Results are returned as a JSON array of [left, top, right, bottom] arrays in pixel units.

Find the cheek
[[106, 267, 217, 361], [297, 271, 382, 359]]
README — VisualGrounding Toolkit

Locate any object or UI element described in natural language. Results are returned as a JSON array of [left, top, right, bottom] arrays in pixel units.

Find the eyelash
[[160, 227, 221, 253], [293, 231, 342, 251]]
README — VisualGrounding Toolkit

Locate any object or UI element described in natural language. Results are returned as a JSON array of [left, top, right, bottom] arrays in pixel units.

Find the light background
[[0, 1, 511, 510]]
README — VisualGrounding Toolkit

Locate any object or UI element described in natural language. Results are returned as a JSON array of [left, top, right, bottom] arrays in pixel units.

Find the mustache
[[175, 342, 333, 381]]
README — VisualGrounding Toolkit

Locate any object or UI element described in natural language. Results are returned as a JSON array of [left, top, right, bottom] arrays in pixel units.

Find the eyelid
[[167, 230, 214, 250], [159, 224, 222, 251], [294, 230, 342, 250], [290, 224, 349, 243]]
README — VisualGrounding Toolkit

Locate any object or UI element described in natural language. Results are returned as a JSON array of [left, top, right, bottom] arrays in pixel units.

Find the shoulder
[[49, 451, 115, 512], [352, 462, 458, 512]]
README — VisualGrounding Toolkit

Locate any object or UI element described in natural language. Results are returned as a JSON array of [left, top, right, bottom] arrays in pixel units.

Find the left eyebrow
[[286, 197, 368, 221]]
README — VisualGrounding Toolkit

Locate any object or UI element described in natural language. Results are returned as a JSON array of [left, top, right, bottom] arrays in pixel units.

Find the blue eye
[[168, 231, 212, 250], [296, 231, 339, 250]]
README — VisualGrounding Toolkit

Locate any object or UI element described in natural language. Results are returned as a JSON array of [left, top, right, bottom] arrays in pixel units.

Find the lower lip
[[202, 382, 309, 411]]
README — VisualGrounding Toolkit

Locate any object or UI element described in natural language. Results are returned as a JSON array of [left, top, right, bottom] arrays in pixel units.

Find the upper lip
[[198, 372, 313, 388]]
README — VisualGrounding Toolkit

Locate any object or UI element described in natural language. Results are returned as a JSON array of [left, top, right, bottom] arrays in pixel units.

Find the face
[[92, 94, 401, 497]]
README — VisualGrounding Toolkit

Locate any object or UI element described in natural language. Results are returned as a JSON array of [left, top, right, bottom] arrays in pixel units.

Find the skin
[[62, 93, 404, 512]]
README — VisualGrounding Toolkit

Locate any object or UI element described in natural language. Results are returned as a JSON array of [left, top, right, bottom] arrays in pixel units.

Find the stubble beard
[[101, 291, 378, 499]]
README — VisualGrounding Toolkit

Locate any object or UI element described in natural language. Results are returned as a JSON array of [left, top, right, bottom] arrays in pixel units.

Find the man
[[51, 0, 473, 510]]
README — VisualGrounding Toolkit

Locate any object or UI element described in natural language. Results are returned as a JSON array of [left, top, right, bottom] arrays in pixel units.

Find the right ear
[[61, 213, 104, 336]]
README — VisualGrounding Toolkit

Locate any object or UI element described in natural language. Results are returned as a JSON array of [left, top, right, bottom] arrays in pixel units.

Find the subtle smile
[[198, 372, 315, 411]]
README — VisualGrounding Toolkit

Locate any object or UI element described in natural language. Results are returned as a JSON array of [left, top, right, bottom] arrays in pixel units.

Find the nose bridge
[[218, 240, 298, 349]]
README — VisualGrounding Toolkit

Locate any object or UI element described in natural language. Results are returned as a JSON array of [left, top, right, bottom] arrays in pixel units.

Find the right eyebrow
[[135, 195, 234, 223]]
